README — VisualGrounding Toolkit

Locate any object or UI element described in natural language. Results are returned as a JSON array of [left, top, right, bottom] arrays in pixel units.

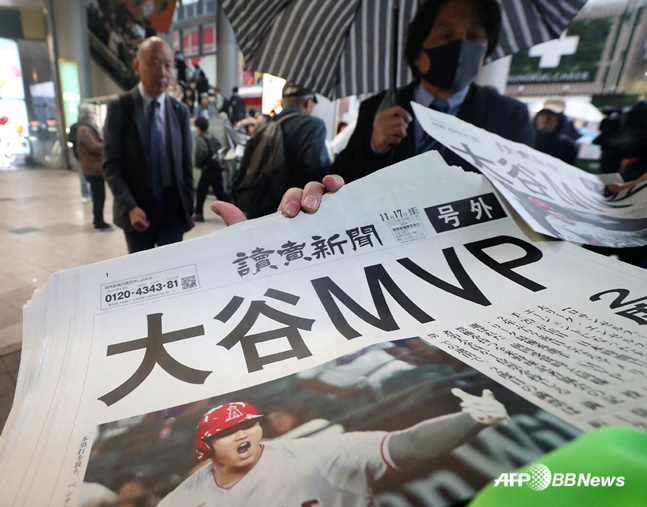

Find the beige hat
[[540, 98, 566, 115]]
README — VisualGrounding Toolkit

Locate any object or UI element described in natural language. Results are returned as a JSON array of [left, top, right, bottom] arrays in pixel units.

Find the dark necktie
[[430, 98, 450, 113], [149, 100, 163, 201], [417, 99, 450, 153]]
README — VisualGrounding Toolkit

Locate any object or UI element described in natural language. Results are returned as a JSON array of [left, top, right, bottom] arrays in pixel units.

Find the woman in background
[[76, 105, 112, 231]]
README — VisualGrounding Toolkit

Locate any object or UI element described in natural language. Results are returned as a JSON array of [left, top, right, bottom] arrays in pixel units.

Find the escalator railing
[[88, 31, 139, 90]]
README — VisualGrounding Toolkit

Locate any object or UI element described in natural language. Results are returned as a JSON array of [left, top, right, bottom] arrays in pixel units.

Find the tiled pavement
[[0, 163, 227, 433]]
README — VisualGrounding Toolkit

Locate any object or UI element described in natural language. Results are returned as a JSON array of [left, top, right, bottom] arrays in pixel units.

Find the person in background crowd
[[76, 105, 112, 231], [213, 87, 228, 114], [174, 51, 187, 86], [108, 24, 125, 56], [602, 100, 647, 183], [103, 37, 194, 253], [195, 92, 217, 120], [167, 77, 185, 102], [143, 17, 156, 39], [599, 100, 647, 269], [228, 86, 247, 123], [121, 34, 139, 69], [181, 87, 196, 117], [595, 107, 625, 174], [332, 0, 533, 183], [98, 17, 112, 46], [184, 63, 196, 84], [193, 116, 230, 222], [88, 3, 106, 43], [186, 79, 199, 104], [67, 122, 92, 204], [196, 70, 210, 96], [126, 17, 145, 41], [114, 0, 132, 32], [207, 88, 218, 111], [234, 108, 261, 135], [532, 98, 579, 166]]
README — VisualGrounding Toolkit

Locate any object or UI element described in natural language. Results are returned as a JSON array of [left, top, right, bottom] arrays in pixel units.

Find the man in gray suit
[[103, 36, 194, 253]]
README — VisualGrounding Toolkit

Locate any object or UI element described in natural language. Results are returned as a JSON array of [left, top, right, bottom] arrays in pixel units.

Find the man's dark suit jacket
[[332, 82, 534, 182], [103, 86, 194, 231]]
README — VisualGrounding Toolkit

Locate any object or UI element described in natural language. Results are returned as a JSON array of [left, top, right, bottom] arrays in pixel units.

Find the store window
[[202, 23, 216, 54], [182, 27, 199, 57], [0, 38, 58, 166]]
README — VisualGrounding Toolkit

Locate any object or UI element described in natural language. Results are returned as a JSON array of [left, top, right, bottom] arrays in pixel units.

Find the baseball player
[[157, 389, 508, 507]]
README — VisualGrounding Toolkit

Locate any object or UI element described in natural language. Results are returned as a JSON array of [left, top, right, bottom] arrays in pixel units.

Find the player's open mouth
[[237, 441, 251, 455]]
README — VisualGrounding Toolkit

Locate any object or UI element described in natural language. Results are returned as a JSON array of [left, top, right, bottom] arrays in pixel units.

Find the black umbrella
[[219, 0, 587, 99]]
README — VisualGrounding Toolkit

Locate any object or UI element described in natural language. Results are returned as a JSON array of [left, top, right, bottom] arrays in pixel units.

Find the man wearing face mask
[[533, 98, 579, 165], [332, 0, 533, 182]]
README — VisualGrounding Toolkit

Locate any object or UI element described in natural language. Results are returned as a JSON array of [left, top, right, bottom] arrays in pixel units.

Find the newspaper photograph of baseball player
[[83, 340, 582, 507]]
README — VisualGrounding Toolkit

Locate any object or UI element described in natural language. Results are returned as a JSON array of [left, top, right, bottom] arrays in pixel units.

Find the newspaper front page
[[1, 152, 646, 506]]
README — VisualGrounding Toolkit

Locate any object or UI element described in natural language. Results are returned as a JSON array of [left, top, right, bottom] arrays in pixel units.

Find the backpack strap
[[274, 112, 301, 126]]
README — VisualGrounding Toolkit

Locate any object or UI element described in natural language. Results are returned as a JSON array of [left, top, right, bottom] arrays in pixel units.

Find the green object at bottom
[[469, 426, 647, 507]]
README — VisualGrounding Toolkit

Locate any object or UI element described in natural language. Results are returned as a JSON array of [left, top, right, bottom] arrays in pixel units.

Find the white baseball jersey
[[157, 431, 396, 507]]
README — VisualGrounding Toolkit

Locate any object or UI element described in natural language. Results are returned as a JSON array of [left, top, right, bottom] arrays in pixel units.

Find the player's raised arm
[[387, 389, 508, 470]]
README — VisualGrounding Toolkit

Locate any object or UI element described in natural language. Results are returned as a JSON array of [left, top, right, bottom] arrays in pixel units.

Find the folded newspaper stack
[[1, 139, 646, 506]]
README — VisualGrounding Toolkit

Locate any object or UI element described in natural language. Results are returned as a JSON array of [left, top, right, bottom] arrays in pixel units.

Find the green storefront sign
[[508, 18, 613, 85]]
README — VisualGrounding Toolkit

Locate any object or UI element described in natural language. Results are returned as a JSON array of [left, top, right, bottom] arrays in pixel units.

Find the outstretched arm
[[388, 389, 509, 470], [277, 174, 345, 217], [606, 171, 647, 194], [211, 174, 345, 225]]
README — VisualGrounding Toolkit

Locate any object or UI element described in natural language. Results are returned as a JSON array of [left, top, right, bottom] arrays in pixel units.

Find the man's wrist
[[370, 137, 390, 154]]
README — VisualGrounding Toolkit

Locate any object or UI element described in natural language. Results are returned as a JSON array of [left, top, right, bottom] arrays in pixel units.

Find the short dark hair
[[194, 116, 209, 131], [404, 0, 501, 79], [232, 86, 239, 93]]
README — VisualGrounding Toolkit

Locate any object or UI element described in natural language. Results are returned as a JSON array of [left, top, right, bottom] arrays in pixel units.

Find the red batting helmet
[[194, 402, 263, 461]]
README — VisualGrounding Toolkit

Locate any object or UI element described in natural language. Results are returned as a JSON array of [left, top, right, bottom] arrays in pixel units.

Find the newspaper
[[413, 103, 647, 248], [1, 151, 646, 506]]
